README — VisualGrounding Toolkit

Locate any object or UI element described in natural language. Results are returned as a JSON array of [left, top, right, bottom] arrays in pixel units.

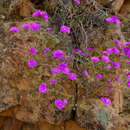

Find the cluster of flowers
[[9, 1, 130, 109], [9, 10, 71, 34]]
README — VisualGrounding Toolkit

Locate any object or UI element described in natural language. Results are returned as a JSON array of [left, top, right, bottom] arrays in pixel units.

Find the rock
[[0, 20, 74, 125], [76, 98, 128, 130]]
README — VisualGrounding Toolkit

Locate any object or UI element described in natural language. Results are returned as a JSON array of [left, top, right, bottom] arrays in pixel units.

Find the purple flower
[[114, 18, 121, 24], [100, 97, 112, 106], [50, 80, 57, 84], [32, 10, 48, 21], [51, 67, 60, 74], [105, 16, 121, 24], [46, 27, 53, 33], [63, 99, 68, 104], [32, 10, 41, 17], [40, 11, 49, 21], [38, 83, 48, 93], [85, 47, 94, 51], [64, 56, 72, 61], [90, 57, 100, 62], [54, 99, 68, 110], [105, 17, 114, 23], [22, 24, 30, 29], [72, 48, 82, 53], [115, 77, 121, 82], [28, 48, 37, 54], [119, 53, 125, 57], [61, 67, 70, 74], [72, 48, 88, 56], [115, 40, 120, 44], [96, 74, 103, 79], [105, 64, 112, 69], [112, 47, 120, 54], [68, 73, 77, 80], [52, 50, 64, 59], [57, 62, 70, 74], [79, 52, 88, 56], [43, 48, 50, 55], [103, 48, 113, 55], [115, 40, 122, 49], [122, 47, 130, 56], [127, 80, 130, 87], [110, 62, 120, 69], [29, 23, 41, 31], [101, 55, 110, 63], [123, 42, 130, 45], [83, 71, 88, 76], [73, 0, 80, 4], [126, 60, 130, 63], [106, 80, 112, 84], [126, 72, 130, 79], [60, 25, 70, 34], [27, 59, 37, 68], [9, 27, 19, 32]]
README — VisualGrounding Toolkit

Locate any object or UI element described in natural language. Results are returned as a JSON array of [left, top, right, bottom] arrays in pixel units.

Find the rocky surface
[[0, 0, 130, 130]]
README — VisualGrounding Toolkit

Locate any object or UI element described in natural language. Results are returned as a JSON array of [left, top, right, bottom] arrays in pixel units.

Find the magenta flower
[[100, 97, 112, 106], [57, 62, 70, 74], [40, 11, 49, 21], [50, 80, 57, 84], [29, 23, 41, 31], [110, 62, 120, 69], [79, 52, 88, 56], [60, 25, 70, 34], [73, 0, 80, 4], [83, 71, 88, 76], [64, 56, 72, 61], [101, 55, 110, 63], [22, 24, 30, 29], [122, 47, 130, 57], [51, 67, 60, 74], [72, 48, 82, 53], [105, 16, 121, 24], [32, 10, 41, 17], [115, 40, 122, 49], [68, 73, 77, 80], [123, 42, 130, 45], [105, 64, 112, 69], [105, 17, 114, 23], [46, 27, 53, 33], [126, 72, 130, 79], [52, 50, 64, 59], [9, 27, 19, 32], [43, 48, 50, 55], [127, 80, 130, 87], [103, 48, 113, 55], [32, 10, 48, 21], [85, 47, 94, 51], [28, 48, 37, 54], [112, 47, 120, 54], [63, 99, 68, 104], [38, 83, 48, 93], [96, 74, 103, 79], [115, 77, 121, 82], [119, 53, 125, 57], [27, 59, 37, 68], [106, 80, 112, 84], [54, 99, 68, 110], [126, 60, 130, 63], [90, 57, 100, 62], [61, 67, 70, 74]]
